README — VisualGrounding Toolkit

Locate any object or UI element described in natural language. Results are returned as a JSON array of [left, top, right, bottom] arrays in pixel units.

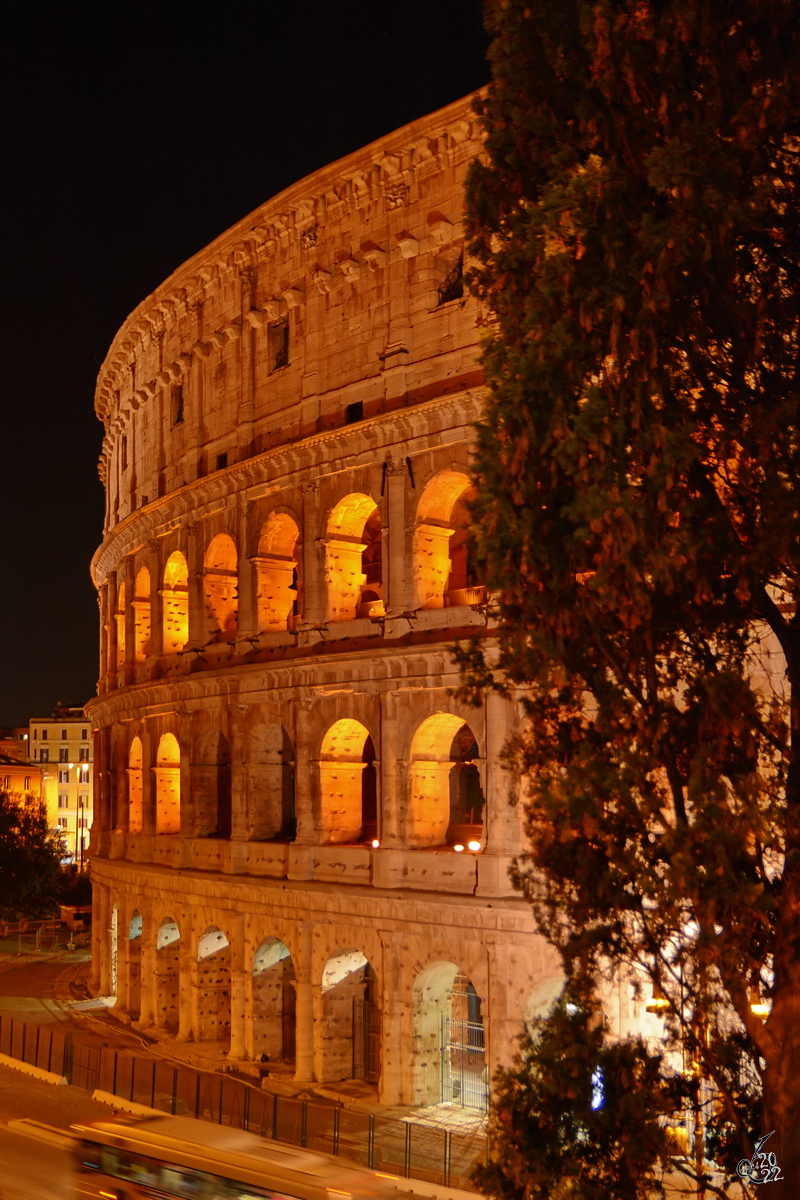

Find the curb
[[0, 1052, 67, 1086], [91, 1088, 163, 1117], [6, 1117, 74, 1150]]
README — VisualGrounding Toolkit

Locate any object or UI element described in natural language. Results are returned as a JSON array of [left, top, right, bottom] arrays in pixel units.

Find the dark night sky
[[0, 3, 490, 728]]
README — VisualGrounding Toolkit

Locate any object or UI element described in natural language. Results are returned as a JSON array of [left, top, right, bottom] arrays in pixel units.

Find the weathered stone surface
[[87, 94, 563, 1110]]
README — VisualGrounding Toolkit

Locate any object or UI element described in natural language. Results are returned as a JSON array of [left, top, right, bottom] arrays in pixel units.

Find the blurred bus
[[72, 1113, 408, 1200]]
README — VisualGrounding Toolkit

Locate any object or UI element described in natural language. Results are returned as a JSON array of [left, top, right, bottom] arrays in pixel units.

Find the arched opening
[[155, 918, 181, 1030], [115, 581, 126, 667], [248, 724, 295, 840], [408, 715, 485, 848], [252, 938, 296, 1065], [319, 719, 377, 844], [155, 733, 181, 834], [128, 736, 143, 833], [133, 567, 151, 661], [447, 724, 485, 848], [204, 533, 238, 640], [110, 904, 119, 997], [413, 471, 482, 609], [127, 910, 143, 1020], [193, 730, 232, 839], [412, 962, 486, 1110], [256, 513, 301, 631], [325, 494, 384, 622], [319, 950, 380, 1085], [162, 551, 188, 653], [196, 926, 231, 1046]]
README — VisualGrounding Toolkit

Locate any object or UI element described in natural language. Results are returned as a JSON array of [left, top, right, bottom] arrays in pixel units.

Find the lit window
[[79, 818, 88, 829], [41, 729, 48, 741], [24, 777, 30, 790], [2, 776, 9, 791], [59, 748, 68, 763], [58, 794, 69, 809], [79, 794, 89, 807], [58, 769, 69, 783], [62, 729, 67, 740], [78, 766, 89, 784], [33, 729, 37, 740], [58, 818, 68, 829], [81, 729, 88, 740], [79, 748, 89, 762], [40, 749, 49, 763]]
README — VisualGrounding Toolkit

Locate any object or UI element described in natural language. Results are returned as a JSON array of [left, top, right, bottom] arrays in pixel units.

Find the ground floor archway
[[251, 937, 296, 1064], [317, 950, 380, 1084], [412, 961, 486, 1110], [196, 926, 231, 1045]]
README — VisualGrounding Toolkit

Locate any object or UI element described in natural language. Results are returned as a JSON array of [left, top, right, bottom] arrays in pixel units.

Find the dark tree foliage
[[0, 791, 66, 916], [462, 1, 800, 1195]]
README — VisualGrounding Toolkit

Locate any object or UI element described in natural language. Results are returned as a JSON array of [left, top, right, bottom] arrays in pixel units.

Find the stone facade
[[86, 94, 565, 1110]]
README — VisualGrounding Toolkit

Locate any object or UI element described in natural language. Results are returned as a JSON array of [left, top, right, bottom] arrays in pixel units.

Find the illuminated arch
[[115, 581, 126, 667], [127, 736, 143, 833], [155, 732, 181, 834], [407, 714, 484, 847], [133, 566, 151, 662], [325, 494, 383, 622], [204, 533, 238, 638], [162, 551, 188, 653], [413, 470, 480, 609], [318, 719, 376, 844], [256, 512, 301, 632]]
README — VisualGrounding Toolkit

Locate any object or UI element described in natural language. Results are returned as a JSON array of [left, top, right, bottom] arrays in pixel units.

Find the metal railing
[[0, 1014, 487, 1190]]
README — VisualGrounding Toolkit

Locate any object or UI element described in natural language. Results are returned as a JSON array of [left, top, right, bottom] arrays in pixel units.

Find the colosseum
[[86, 93, 568, 1114]]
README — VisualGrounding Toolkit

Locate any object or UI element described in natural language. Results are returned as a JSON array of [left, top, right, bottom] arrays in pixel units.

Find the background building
[[29, 704, 93, 865], [85, 94, 596, 1112], [0, 751, 41, 799]]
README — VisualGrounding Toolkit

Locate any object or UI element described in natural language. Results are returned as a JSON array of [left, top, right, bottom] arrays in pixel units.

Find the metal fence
[[0, 1015, 487, 1190]]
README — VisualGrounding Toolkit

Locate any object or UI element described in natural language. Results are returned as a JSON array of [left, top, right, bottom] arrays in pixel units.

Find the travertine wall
[[87, 93, 563, 1110]]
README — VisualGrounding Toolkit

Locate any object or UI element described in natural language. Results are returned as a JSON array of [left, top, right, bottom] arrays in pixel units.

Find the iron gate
[[353, 999, 381, 1083], [440, 1015, 487, 1111]]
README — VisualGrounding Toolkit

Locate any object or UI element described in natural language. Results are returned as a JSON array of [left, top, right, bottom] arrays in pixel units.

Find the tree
[[0, 791, 66, 916], [461, 1, 800, 1195]]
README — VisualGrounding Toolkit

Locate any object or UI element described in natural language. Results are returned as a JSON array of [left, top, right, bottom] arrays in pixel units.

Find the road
[[0, 1061, 111, 1200]]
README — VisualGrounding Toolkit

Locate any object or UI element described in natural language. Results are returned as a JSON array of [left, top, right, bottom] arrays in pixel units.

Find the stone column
[[477, 690, 520, 897], [122, 556, 136, 687], [186, 522, 205, 648], [98, 585, 109, 694], [140, 723, 156, 837], [384, 459, 408, 615], [379, 689, 401, 847], [106, 572, 118, 692], [293, 922, 315, 1082], [236, 502, 258, 642], [378, 934, 404, 1106], [292, 699, 315, 848], [299, 481, 325, 627], [229, 707, 249, 847], [178, 913, 197, 1042], [88, 881, 106, 996], [147, 538, 164, 670], [139, 931, 156, 1027], [228, 914, 247, 1061]]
